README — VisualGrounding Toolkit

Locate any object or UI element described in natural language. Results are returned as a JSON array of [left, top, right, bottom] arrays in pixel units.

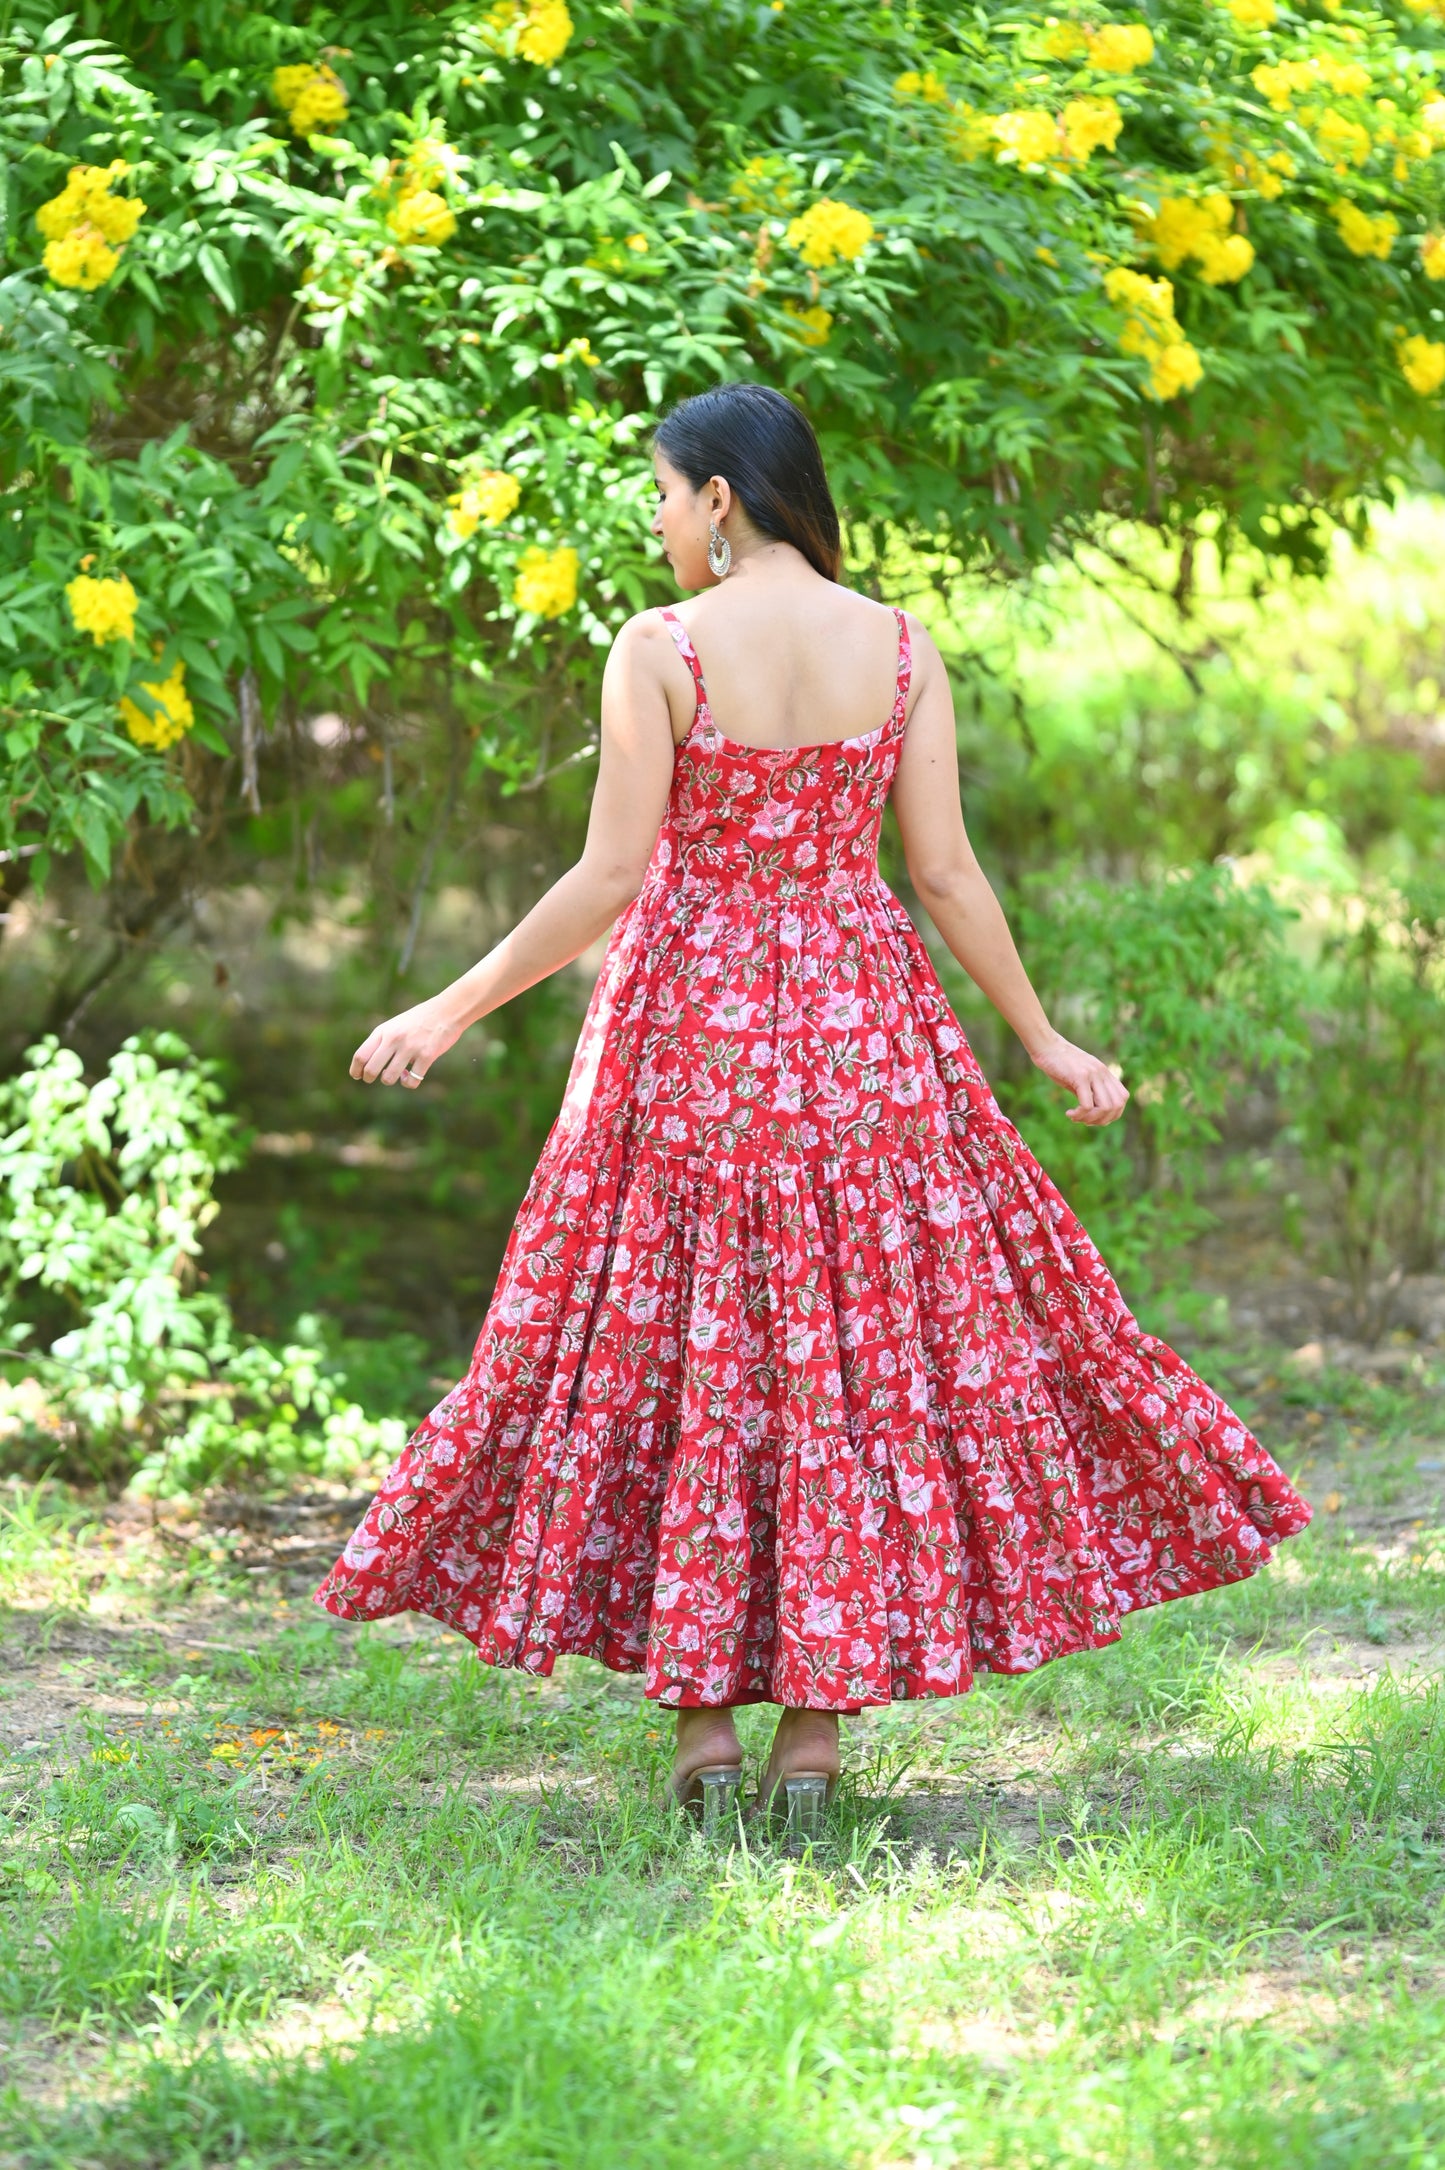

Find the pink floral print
[[315, 607, 1310, 1708]]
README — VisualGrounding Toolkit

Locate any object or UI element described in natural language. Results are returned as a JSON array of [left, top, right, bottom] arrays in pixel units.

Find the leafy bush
[[1289, 873, 1445, 1338], [0, 1034, 412, 1492], [951, 866, 1308, 1301], [8, 0, 1445, 892]]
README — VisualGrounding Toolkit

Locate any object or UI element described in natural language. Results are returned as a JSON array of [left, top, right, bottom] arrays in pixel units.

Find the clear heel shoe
[[780, 1772, 832, 1845], [674, 1763, 744, 1836]]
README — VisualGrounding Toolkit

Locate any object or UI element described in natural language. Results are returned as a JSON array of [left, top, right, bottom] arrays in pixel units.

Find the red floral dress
[[315, 606, 1310, 1709]]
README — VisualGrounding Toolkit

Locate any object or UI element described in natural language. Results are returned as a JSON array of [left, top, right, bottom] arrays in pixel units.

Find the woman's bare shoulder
[[612, 606, 677, 649], [608, 608, 691, 677]]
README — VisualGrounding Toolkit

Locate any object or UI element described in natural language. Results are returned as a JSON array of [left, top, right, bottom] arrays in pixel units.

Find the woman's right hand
[[1028, 1031, 1130, 1126], [350, 994, 467, 1089]]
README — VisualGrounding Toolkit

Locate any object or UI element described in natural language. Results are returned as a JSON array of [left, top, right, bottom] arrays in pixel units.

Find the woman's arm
[[351, 613, 679, 1088], [890, 616, 1128, 1127]]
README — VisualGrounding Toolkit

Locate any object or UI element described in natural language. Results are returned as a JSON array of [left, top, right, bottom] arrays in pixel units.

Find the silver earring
[[707, 520, 732, 579]]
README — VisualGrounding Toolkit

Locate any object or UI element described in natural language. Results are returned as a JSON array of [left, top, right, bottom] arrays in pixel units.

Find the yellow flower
[[271, 62, 348, 137], [994, 109, 1062, 165], [1042, 21, 1089, 59], [513, 544, 579, 618], [783, 300, 833, 345], [44, 226, 120, 290], [1399, 332, 1445, 393], [35, 160, 128, 239], [388, 190, 457, 246], [1085, 23, 1155, 73], [485, 0, 574, 66], [119, 660, 194, 750], [1316, 57, 1370, 98], [400, 138, 461, 195], [37, 166, 145, 247], [1147, 339, 1205, 398], [1250, 59, 1316, 110], [784, 197, 875, 268], [1421, 233, 1445, 280], [728, 155, 800, 215], [1205, 130, 1294, 201], [66, 572, 137, 646], [1315, 108, 1371, 168], [448, 470, 522, 538], [1105, 266, 1177, 335], [1197, 231, 1254, 283], [1331, 200, 1398, 258], [1104, 267, 1203, 399], [893, 70, 949, 103], [945, 105, 998, 162], [1228, 0, 1276, 26], [586, 233, 654, 274], [1138, 194, 1252, 283], [1061, 95, 1123, 160], [271, 64, 318, 111], [87, 194, 144, 246], [545, 335, 600, 368], [36, 163, 145, 287]]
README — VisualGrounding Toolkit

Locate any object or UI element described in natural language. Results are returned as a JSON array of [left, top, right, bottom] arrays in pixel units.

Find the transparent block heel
[[677, 1765, 743, 1836], [782, 1773, 832, 1845]]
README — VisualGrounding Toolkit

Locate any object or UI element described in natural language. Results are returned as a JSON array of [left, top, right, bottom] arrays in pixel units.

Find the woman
[[316, 383, 1310, 1834]]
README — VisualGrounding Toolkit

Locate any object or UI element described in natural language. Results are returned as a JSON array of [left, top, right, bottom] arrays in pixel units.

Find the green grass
[[2, 1357, 1445, 2167]]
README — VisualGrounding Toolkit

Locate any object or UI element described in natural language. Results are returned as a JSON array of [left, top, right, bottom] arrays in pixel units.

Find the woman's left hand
[[350, 994, 466, 1089], [1029, 1033, 1130, 1126]]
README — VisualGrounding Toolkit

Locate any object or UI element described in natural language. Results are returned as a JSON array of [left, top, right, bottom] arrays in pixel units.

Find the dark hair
[[653, 382, 842, 582]]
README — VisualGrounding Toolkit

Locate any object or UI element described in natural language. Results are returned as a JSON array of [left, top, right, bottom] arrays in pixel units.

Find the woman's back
[[665, 581, 906, 751]]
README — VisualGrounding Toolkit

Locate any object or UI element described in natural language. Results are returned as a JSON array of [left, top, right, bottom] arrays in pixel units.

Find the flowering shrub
[[6, 0, 1445, 896]]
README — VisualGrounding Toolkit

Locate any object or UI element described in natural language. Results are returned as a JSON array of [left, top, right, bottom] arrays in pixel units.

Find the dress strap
[[890, 606, 913, 730], [658, 608, 710, 736]]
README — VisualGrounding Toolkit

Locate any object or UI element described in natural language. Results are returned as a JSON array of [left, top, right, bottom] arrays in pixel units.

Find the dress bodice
[[641, 607, 912, 901]]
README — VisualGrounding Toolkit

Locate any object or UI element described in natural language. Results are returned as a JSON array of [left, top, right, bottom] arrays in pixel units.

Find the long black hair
[[653, 382, 842, 582]]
